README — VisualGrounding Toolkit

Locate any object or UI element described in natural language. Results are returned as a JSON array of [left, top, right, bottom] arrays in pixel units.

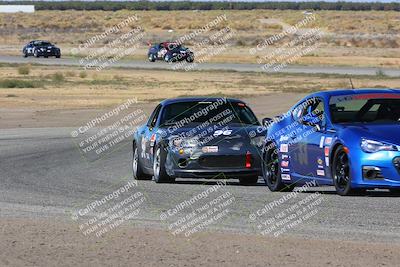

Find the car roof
[[308, 88, 400, 99], [31, 40, 51, 44], [160, 97, 244, 106]]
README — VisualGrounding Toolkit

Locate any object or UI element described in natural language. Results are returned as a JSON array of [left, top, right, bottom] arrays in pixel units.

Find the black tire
[[239, 175, 259, 186], [56, 55, 61, 58], [44, 55, 48, 58], [148, 54, 156, 62], [23, 52, 28, 58], [132, 144, 151, 180], [262, 143, 294, 192], [186, 55, 194, 63], [389, 188, 400, 195], [332, 145, 364, 196], [153, 145, 175, 183], [164, 54, 172, 63], [34, 49, 39, 58]]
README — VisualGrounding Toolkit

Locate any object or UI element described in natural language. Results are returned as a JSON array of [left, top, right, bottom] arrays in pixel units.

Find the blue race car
[[262, 89, 400, 196], [132, 97, 265, 184]]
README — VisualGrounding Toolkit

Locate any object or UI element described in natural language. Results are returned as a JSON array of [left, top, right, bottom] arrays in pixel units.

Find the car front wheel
[[332, 145, 364, 196], [153, 145, 174, 183], [148, 54, 156, 62]]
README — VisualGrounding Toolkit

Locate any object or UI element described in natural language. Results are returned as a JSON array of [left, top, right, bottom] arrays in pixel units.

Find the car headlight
[[251, 136, 265, 147], [361, 138, 398, 153]]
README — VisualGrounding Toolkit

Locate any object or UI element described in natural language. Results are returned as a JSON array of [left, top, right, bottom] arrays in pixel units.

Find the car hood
[[160, 124, 263, 144], [338, 123, 400, 145]]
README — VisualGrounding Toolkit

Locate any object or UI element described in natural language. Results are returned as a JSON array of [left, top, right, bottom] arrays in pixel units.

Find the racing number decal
[[213, 129, 232, 136]]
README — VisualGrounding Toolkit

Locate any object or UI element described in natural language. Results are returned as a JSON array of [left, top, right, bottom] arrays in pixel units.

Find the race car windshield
[[160, 101, 259, 127], [329, 94, 400, 124], [35, 42, 52, 46]]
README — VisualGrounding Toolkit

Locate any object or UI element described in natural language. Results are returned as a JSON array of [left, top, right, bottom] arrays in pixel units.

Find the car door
[[290, 97, 331, 181], [141, 104, 162, 169]]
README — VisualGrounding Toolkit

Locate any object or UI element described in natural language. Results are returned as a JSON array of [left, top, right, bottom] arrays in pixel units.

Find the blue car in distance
[[132, 97, 265, 184], [262, 89, 400, 196]]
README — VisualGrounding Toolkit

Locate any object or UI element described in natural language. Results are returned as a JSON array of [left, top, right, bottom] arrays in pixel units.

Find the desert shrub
[[18, 65, 30, 75], [0, 79, 41, 88], [79, 71, 87, 78], [52, 72, 65, 82]]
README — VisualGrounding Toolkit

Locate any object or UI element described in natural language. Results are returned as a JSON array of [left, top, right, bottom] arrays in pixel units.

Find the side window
[[292, 98, 325, 124], [147, 105, 162, 128]]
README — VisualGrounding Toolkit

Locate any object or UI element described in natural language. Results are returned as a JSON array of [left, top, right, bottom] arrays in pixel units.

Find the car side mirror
[[262, 117, 273, 127]]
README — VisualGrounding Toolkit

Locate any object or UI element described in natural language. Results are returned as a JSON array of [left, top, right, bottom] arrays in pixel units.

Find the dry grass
[[0, 10, 400, 67], [0, 64, 398, 109]]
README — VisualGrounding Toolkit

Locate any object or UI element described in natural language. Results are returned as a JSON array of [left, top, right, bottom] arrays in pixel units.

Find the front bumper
[[164, 146, 262, 179], [36, 49, 60, 56], [350, 150, 400, 189]]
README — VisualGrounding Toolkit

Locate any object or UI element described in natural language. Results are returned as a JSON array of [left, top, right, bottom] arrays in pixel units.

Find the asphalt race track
[[1, 127, 400, 244], [1, 55, 400, 77]]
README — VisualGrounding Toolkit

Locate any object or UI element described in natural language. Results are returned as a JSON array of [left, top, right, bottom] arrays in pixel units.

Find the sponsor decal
[[280, 135, 289, 142], [325, 137, 333, 145], [325, 156, 329, 167], [281, 161, 289, 167], [317, 158, 323, 165], [150, 133, 156, 147], [281, 168, 290, 173], [319, 136, 325, 148], [282, 154, 289, 160], [281, 174, 291, 181], [317, 169, 325, 176], [202, 146, 219, 153], [324, 147, 330, 157], [280, 144, 289, 153]]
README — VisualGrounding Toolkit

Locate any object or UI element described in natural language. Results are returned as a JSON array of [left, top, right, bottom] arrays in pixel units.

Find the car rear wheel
[[186, 55, 194, 63], [153, 145, 175, 183], [239, 175, 258, 186], [332, 145, 364, 196], [132, 145, 151, 180], [34, 49, 39, 58], [56, 55, 61, 58], [23, 52, 28, 58], [263, 143, 293, 192]]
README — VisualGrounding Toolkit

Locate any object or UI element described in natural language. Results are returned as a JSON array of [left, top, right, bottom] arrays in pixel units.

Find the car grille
[[198, 155, 246, 168], [394, 157, 400, 174]]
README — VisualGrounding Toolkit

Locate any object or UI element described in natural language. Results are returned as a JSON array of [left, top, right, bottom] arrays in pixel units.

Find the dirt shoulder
[[0, 94, 305, 129], [0, 217, 398, 267]]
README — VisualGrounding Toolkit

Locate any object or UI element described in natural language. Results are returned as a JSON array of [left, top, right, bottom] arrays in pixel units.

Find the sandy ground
[[1, 217, 399, 267]]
